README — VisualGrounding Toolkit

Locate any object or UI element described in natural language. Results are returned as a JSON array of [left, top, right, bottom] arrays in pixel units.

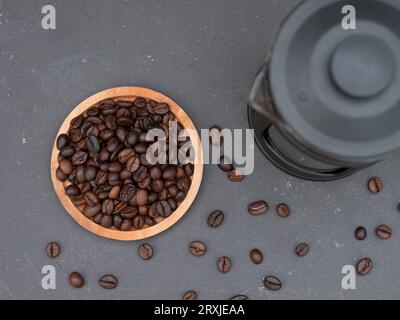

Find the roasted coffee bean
[[356, 257, 373, 275], [276, 203, 290, 218], [119, 184, 136, 202], [117, 116, 133, 127], [218, 156, 233, 172], [114, 201, 128, 214], [209, 125, 223, 146], [65, 184, 80, 196], [126, 131, 139, 146], [86, 115, 103, 125], [183, 163, 194, 176], [60, 145, 75, 158], [228, 169, 244, 182], [375, 224, 392, 239], [138, 243, 153, 260], [106, 137, 119, 153], [108, 161, 121, 173], [85, 165, 97, 181], [263, 276, 281, 291], [138, 175, 151, 189], [134, 97, 146, 108], [120, 219, 132, 231], [149, 166, 162, 179], [133, 166, 147, 182], [72, 151, 88, 166], [127, 155, 140, 173], [217, 256, 231, 273], [133, 215, 145, 229], [99, 275, 118, 289], [83, 204, 101, 218], [84, 192, 99, 207], [182, 290, 197, 300], [99, 129, 114, 141], [156, 200, 172, 217], [93, 213, 103, 224], [56, 134, 69, 150], [250, 249, 263, 264], [368, 177, 383, 193], [163, 166, 177, 180], [119, 168, 131, 180], [189, 241, 207, 256], [46, 242, 61, 259], [58, 153, 65, 163], [102, 199, 114, 215], [144, 216, 156, 226], [69, 271, 85, 288], [120, 206, 138, 219], [134, 142, 148, 154], [167, 197, 177, 211], [168, 185, 178, 197], [70, 194, 86, 206], [295, 243, 309, 257], [100, 214, 113, 228], [105, 114, 117, 130], [153, 102, 170, 115], [70, 114, 84, 128], [85, 135, 100, 157], [108, 172, 121, 186], [87, 106, 100, 115], [177, 176, 191, 192], [76, 165, 86, 183], [98, 148, 110, 162], [56, 167, 68, 181], [118, 148, 135, 164], [108, 185, 120, 199], [248, 201, 268, 215], [355, 226, 367, 240], [95, 171, 108, 185], [69, 128, 82, 143], [176, 191, 187, 202], [207, 210, 224, 228], [59, 159, 73, 175], [138, 205, 148, 216], [151, 179, 164, 193], [135, 189, 148, 206], [113, 215, 123, 229], [230, 295, 249, 300]]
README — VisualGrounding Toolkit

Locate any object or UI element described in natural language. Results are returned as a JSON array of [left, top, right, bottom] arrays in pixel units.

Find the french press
[[248, 0, 400, 181]]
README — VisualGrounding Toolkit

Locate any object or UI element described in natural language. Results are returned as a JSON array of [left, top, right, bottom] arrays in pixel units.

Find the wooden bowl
[[50, 87, 203, 241]]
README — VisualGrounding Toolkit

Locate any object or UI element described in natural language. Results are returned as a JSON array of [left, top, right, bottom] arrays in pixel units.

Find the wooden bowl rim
[[50, 86, 203, 241]]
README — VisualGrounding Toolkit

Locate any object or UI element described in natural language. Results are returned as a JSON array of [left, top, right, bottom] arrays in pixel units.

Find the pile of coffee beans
[[55, 97, 194, 230]]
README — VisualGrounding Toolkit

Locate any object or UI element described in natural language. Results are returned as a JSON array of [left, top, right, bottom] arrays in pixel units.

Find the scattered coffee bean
[[248, 201, 268, 215], [368, 177, 383, 193], [138, 243, 153, 260], [207, 210, 224, 228], [356, 257, 373, 276], [217, 256, 232, 273], [189, 241, 207, 256], [263, 276, 281, 291], [45, 242, 61, 259], [228, 169, 244, 182], [375, 224, 392, 240], [354, 226, 367, 240], [69, 271, 85, 288], [99, 275, 118, 289], [295, 243, 309, 257], [250, 249, 263, 264], [276, 203, 290, 218], [182, 290, 197, 300]]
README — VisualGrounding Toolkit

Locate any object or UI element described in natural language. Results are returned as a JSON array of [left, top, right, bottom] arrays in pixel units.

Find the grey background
[[0, 0, 399, 300]]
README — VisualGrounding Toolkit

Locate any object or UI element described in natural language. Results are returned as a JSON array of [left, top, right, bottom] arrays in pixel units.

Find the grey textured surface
[[1, 0, 400, 300]]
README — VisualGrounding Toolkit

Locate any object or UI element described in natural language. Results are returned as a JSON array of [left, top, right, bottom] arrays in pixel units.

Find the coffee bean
[[218, 156, 233, 172], [356, 257, 373, 275], [120, 206, 138, 219], [145, 216, 156, 226], [45, 242, 61, 259], [108, 172, 121, 186], [230, 294, 249, 300], [69, 271, 84, 288], [263, 276, 281, 291], [138, 243, 153, 260], [101, 199, 114, 214], [70, 194, 86, 206], [85, 165, 97, 181], [59, 159, 73, 175], [72, 151, 88, 166], [60, 145, 75, 158], [149, 166, 162, 179], [113, 214, 123, 229], [167, 197, 177, 210], [99, 275, 118, 289], [209, 125, 223, 146], [184, 163, 194, 176], [134, 97, 146, 108], [108, 186, 120, 199], [189, 241, 207, 256], [132, 166, 147, 182], [134, 142, 148, 154], [120, 184, 136, 202], [176, 191, 187, 202], [250, 249, 263, 264], [177, 176, 191, 192], [100, 214, 113, 228], [295, 243, 309, 257], [85, 135, 100, 157], [84, 192, 99, 207], [133, 215, 145, 229], [207, 210, 224, 228], [182, 290, 197, 300], [83, 204, 101, 218], [248, 201, 268, 215], [162, 166, 177, 180], [136, 189, 148, 206], [65, 184, 80, 196], [56, 167, 67, 181], [276, 203, 290, 218], [127, 155, 140, 172], [108, 161, 122, 173], [69, 128, 82, 143], [228, 169, 244, 182], [120, 219, 132, 231], [355, 226, 367, 240], [156, 200, 172, 217], [126, 131, 139, 146], [56, 134, 69, 150], [151, 179, 164, 193], [217, 256, 231, 273], [368, 177, 383, 193], [118, 148, 135, 164], [375, 224, 392, 239]]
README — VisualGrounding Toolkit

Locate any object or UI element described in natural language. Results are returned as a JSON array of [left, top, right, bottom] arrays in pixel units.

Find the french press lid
[[269, 0, 400, 163]]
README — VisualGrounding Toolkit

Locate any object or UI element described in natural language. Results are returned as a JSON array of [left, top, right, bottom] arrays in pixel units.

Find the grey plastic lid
[[269, 0, 400, 162]]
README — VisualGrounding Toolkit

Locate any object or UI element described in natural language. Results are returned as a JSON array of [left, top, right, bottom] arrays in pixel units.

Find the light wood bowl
[[50, 87, 203, 241]]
